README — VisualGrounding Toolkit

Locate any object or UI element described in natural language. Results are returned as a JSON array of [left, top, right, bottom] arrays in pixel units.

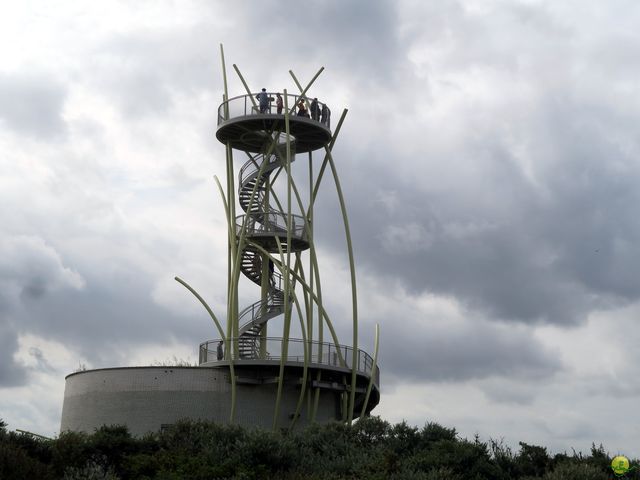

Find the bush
[[516, 441, 551, 477], [0, 416, 637, 479], [0, 441, 53, 480], [543, 460, 609, 480]]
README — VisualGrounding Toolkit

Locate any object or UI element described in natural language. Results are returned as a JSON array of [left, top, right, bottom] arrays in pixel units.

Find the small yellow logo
[[611, 455, 631, 476]]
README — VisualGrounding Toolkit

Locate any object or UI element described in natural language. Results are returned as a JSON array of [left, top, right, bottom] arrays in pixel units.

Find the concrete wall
[[60, 366, 339, 436]]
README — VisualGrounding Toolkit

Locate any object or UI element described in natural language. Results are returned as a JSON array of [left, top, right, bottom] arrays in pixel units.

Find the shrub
[[543, 460, 609, 480], [516, 441, 551, 477]]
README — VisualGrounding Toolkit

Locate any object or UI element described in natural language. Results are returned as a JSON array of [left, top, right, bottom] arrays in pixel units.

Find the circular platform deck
[[216, 93, 332, 153]]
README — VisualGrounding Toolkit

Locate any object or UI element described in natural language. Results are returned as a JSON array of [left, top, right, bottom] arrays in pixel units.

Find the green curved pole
[[213, 176, 235, 251], [307, 151, 314, 345], [272, 90, 294, 429], [359, 323, 379, 419], [174, 277, 225, 339], [226, 143, 238, 356], [289, 67, 324, 111], [266, 167, 330, 422], [271, 236, 289, 429], [248, 241, 346, 368], [212, 175, 238, 423], [288, 285, 310, 430], [309, 109, 348, 215], [220, 44, 229, 120], [174, 276, 237, 423], [325, 143, 359, 424], [232, 64, 258, 110]]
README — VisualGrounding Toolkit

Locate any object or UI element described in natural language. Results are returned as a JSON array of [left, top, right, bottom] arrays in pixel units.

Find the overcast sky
[[2, 0, 640, 457]]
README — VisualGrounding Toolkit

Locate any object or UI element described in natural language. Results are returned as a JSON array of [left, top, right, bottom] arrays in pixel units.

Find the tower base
[[60, 364, 376, 435]]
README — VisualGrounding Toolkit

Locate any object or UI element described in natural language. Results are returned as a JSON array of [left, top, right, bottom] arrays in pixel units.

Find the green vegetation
[[0, 417, 635, 479]]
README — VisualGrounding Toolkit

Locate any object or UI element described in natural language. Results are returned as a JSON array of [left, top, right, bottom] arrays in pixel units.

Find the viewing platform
[[216, 93, 332, 153], [235, 212, 310, 252], [199, 336, 380, 414]]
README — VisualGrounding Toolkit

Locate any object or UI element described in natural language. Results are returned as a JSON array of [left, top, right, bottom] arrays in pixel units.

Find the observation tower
[[60, 47, 379, 434]]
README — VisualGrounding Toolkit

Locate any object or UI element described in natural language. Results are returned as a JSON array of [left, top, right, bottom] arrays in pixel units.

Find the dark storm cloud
[[0, 235, 83, 313], [0, 234, 207, 370], [15, 269, 211, 367], [306, 10, 640, 327], [28, 347, 55, 373], [317, 112, 640, 326], [0, 72, 67, 138], [0, 321, 28, 387], [379, 315, 560, 384], [233, 0, 405, 88], [0, 235, 81, 386]]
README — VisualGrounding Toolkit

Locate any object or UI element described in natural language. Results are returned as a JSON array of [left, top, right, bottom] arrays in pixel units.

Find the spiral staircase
[[235, 147, 309, 358]]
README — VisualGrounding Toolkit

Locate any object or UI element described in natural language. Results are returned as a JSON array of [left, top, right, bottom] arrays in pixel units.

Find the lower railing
[[235, 212, 308, 241], [199, 337, 379, 383]]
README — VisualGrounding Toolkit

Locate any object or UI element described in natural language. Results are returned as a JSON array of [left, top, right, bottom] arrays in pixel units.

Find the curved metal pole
[[272, 236, 290, 429], [174, 276, 237, 423], [272, 91, 295, 430], [212, 175, 238, 422], [219, 47, 238, 357], [269, 149, 324, 420], [222, 127, 280, 424], [289, 67, 324, 94], [359, 323, 379, 419], [248, 241, 346, 367], [309, 109, 348, 215], [308, 237, 326, 421], [307, 151, 314, 345], [219, 44, 229, 120], [249, 146, 335, 419], [174, 277, 225, 339], [288, 283, 310, 430], [232, 64, 258, 110], [222, 145, 237, 357], [289, 67, 325, 111], [291, 106, 349, 420], [213, 176, 230, 241], [325, 143, 359, 423], [219, 46, 233, 348]]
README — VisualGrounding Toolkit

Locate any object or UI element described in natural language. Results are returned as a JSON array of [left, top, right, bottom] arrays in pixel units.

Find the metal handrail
[[199, 337, 379, 382], [239, 151, 286, 189], [235, 212, 308, 241], [237, 290, 285, 332], [240, 248, 284, 290], [218, 92, 331, 128]]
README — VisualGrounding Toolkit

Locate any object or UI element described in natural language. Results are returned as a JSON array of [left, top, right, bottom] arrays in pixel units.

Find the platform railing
[[199, 337, 379, 384], [237, 290, 284, 330], [218, 93, 331, 128], [235, 211, 308, 241]]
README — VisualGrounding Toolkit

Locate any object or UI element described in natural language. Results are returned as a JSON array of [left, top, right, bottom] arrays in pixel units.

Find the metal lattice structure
[[176, 45, 380, 429]]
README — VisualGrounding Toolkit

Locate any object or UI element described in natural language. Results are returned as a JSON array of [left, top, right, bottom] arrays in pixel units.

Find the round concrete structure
[[61, 362, 379, 436]]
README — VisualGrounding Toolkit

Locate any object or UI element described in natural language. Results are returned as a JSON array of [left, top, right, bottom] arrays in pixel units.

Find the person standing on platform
[[321, 104, 330, 127], [256, 88, 269, 113], [297, 99, 308, 117], [310, 98, 320, 120], [276, 93, 283, 114]]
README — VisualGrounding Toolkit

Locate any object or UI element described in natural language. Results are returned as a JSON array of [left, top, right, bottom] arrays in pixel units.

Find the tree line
[[0, 417, 634, 479]]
